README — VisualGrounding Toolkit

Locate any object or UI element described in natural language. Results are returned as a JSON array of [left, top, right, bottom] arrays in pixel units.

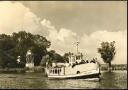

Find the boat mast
[[76, 41, 80, 54]]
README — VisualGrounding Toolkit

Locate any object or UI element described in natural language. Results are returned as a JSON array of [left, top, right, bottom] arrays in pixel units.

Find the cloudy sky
[[0, 1, 127, 64]]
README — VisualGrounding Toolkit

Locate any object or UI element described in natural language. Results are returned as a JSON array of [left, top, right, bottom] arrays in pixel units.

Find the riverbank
[[0, 64, 127, 73], [100, 64, 127, 71], [0, 66, 45, 73], [0, 68, 25, 73]]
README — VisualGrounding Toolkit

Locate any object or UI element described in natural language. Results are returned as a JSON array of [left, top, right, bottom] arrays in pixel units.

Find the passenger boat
[[45, 42, 101, 80]]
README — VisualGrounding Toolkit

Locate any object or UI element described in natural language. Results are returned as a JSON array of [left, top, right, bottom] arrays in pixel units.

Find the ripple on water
[[0, 71, 127, 89]]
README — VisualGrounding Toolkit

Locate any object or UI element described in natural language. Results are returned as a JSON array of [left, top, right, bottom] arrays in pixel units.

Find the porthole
[[77, 71, 80, 74]]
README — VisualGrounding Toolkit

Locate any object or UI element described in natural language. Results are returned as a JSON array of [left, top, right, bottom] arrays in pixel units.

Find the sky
[[0, 1, 127, 64]]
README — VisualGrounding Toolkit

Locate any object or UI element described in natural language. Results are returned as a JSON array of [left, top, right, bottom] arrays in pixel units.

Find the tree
[[63, 52, 73, 63], [47, 50, 65, 63], [98, 41, 116, 72], [40, 50, 66, 66], [12, 31, 51, 66], [0, 31, 51, 68], [12, 31, 35, 66], [0, 34, 17, 68], [40, 54, 50, 67], [32, 34, 50, 66]]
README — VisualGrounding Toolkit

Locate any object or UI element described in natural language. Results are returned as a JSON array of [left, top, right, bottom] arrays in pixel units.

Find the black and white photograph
[[0, 1, 127, 89]]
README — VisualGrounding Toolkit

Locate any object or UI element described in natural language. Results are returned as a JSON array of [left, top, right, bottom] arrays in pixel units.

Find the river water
[[0, 71, 127, 89]]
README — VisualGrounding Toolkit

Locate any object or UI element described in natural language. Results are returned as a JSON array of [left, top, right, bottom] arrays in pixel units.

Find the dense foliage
[[97, 41, 116, 71], [0, 31, 71, 68], [40, 50, 67, 67], [0, 31, 51, 68]]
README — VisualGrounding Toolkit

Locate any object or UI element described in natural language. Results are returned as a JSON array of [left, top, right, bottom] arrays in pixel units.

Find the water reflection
[[0, 71, 127, 89], [100, 72, 118, 88], [99, 71, 127, 89]]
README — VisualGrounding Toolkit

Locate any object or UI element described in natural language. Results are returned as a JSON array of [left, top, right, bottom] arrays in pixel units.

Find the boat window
[[86, 60, 89, 63], [90, 60, 96, 63], [52, 70, 54, 74], [50, 69, 52, 73], [58, 69, 59, 73], [57, 69, 59, 74], [77, 71, 80, 74], [72, 64, 75, 68], [79, 60, 85, 64], [76, 56, 78, 60], [55, 69, 57, 74]]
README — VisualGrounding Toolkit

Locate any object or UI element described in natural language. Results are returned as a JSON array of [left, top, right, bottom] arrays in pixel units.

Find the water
[[0, 71, 127, 89]]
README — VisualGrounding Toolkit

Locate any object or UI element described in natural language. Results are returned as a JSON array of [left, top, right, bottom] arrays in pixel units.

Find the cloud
[[0, 1, 43, 35], [41, 18, 127, 64], [41, 19, 55, 30], [41, 19, 77, 54], [80, 30, 127, 64], [0, 1, 126, 64]]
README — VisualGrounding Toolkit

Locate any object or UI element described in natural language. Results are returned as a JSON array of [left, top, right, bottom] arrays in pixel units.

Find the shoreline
[[0, 68, 127, 73]]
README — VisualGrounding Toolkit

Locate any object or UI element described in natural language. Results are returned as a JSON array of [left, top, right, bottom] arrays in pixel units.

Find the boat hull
[[48, 73, 100, 80], [48, 69, 101, 80]]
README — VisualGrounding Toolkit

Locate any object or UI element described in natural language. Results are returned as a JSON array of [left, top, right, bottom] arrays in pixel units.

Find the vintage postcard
[[0, 1, 127, 89]]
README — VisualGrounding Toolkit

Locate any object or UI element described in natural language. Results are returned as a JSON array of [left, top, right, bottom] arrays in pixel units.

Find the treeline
[[100, 64, 127, 71], [0, 31, 68, 68]]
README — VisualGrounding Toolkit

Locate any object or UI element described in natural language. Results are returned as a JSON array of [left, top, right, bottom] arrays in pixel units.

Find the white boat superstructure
[[45, 53, 100, 79], [45, 42, 101, 79]]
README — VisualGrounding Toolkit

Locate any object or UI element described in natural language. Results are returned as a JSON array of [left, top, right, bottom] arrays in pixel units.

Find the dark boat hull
[[67, 73, 100, 79], [48, 73, 101, 80]]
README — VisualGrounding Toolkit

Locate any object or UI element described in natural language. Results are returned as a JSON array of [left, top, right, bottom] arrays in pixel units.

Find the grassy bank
[[100, 64, 127, 71], [0, 66, 45, 73], [0, 64, 127, 73]]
